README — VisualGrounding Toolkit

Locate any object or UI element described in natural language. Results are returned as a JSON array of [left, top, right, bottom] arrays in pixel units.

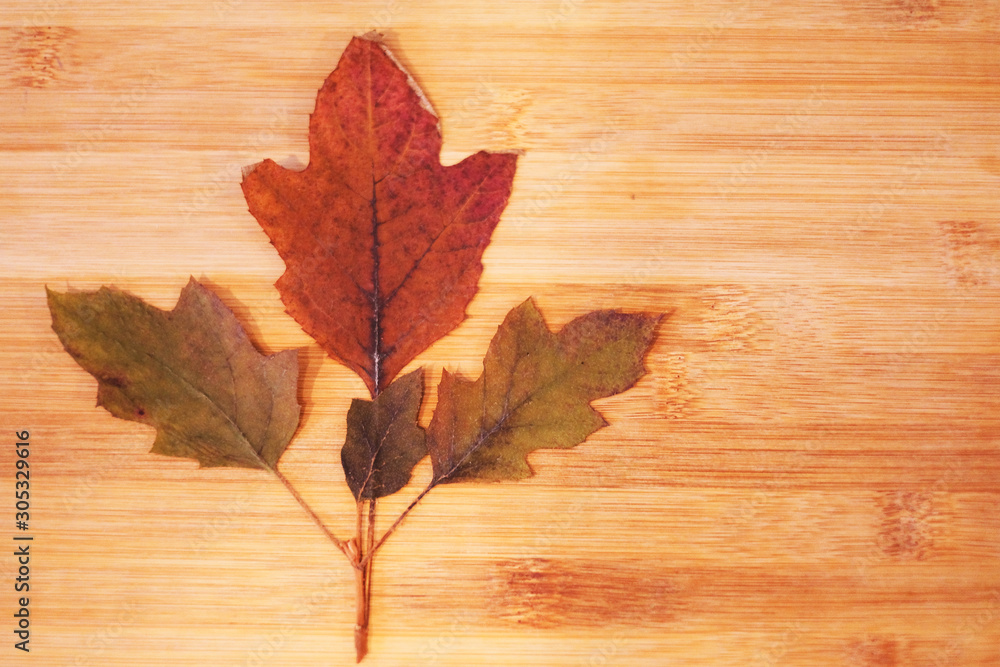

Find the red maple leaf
[[242, 34, 518, 396]]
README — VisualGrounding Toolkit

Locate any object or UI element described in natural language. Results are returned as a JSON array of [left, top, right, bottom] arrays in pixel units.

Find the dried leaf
[[427, 299, 661, 483], [341, 368, 427, 500], [46, 278, 300, 470], [242, 34, 518, 396]]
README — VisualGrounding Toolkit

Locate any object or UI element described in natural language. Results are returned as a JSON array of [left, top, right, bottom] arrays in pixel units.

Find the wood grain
[[2, 1, 999, 665]]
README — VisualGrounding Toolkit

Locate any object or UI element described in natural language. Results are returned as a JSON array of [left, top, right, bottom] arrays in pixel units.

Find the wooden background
[[2, 1, 999, 665]]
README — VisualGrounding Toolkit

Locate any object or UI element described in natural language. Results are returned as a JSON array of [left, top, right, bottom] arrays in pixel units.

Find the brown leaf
[[46, 279, 300, 470], [427, 299, 661, 483], [242, 34, 518, 396], [341, 368, 427, 500]]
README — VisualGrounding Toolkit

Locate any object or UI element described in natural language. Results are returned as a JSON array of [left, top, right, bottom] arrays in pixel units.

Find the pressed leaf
[[427, 299, 661, 483], [46, 278, 300, 470], [242, 34, 518, 396], [341, 368, 427, 500]]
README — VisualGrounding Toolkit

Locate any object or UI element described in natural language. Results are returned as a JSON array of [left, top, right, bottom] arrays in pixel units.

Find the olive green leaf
[[46, 278, 300, 470], [426, 298, 661, 484], [341, 368, 427, 500]]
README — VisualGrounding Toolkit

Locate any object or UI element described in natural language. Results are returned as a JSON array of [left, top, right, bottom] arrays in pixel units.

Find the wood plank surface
[[2, 1, 999, 665]]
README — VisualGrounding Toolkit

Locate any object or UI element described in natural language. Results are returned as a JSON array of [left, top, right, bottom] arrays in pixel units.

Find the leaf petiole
[[357, 481, 438, 570], [273, 467, 356, 565]]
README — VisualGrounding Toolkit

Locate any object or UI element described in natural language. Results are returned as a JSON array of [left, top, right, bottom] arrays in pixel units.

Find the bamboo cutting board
[[2, 1, 1000, 665]]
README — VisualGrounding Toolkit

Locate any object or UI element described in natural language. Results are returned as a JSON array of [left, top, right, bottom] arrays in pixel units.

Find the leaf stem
[[358, 481, 438, 569], [273, 467, 354, 563], [354, 499, 370, 662], [366, 498, 376, 606], [356, 499, 364, 556], [353, 555, 369, 662]]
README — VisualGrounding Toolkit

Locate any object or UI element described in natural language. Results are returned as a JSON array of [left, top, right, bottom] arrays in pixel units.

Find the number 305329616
[[15, 431, 30, 528]]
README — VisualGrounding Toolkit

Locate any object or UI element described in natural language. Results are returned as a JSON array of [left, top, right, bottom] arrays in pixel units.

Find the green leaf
[[427, 299, 661, 483], [341, 368, 427, 500], [46, 278, 301, 470]]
